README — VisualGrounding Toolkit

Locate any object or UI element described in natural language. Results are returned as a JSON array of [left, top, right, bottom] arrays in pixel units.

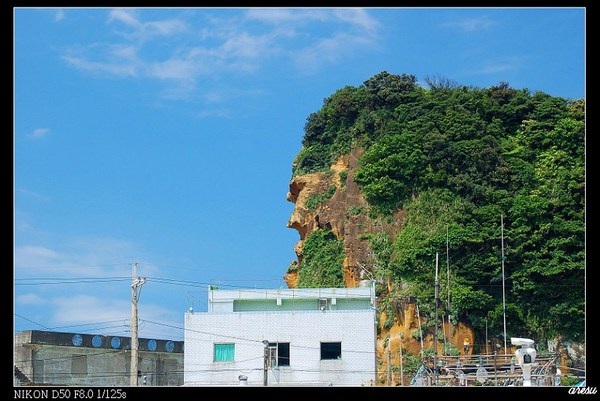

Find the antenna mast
[[501, 215, 507, 355], [434, 252, 440, 384]]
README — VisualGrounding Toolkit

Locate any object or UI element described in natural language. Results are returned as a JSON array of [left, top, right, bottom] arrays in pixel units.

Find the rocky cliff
[[284, 148, 475, 385], [285, 147, 400, 288], [282, 71, 585, 384]]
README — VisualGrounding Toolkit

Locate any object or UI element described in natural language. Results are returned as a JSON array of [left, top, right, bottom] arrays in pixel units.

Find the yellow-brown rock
[[284, 147, 476, 385]]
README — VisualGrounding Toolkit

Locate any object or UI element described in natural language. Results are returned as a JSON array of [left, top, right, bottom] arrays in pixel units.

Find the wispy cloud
[[333, 8, 378, 34], [54, 9, 65, 22], [14, 235, 142, 280], [61, 8, 380, 103], [15, 245, 62, 265], [245, 7, 378, 33], [14, 232, 175, 338], [108, 8, 188, 41], [441, 16, 495, 32], [245, 8, 329, 24], [16, 293, 46, 305], [62, 43, 141, 78], [51, 295, 131, 328], [469, 56, 526, 75], [196, 109, 233, 119], [63, 55, 138, 77], [108, 8, 141, 28], [49, 295, 181, 339], [146, 58, 198, 82], [29, 128, 50, 139], [292, 31, 374, 75]]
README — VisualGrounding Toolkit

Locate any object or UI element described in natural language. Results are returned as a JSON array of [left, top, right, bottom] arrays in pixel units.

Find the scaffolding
[[410, 352, 562, 386]]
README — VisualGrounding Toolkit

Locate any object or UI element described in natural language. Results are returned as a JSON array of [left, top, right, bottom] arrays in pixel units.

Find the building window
[[71, 354, 88, 375], [320, 342, 342, 360], [268, 342, 290, 367], [318, 298, 329, 310], [213, 343, 235, 362]]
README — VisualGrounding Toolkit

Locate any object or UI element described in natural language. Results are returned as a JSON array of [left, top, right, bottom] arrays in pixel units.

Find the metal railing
[[411, 352, 562, 386]]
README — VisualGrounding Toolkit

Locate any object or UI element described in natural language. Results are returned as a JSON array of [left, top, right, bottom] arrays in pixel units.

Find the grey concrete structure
[[14, 330, 183, 386]]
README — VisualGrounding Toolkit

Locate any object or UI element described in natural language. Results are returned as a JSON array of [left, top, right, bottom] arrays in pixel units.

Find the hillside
[[284, 71, 585, 384]]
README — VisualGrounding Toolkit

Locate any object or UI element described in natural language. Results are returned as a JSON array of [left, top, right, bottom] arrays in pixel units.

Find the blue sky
[[13, 7, 585, 341]]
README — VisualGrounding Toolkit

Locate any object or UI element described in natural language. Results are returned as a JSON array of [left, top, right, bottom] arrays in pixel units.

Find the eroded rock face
[[285, 148, 402, 288], [284, 147, 474, 385]]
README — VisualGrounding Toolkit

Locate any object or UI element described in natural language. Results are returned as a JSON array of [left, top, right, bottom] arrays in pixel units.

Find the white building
[[184, 285, 377, 386]]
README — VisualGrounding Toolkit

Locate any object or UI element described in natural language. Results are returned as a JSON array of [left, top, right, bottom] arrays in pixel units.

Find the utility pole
[[398, 333, 404, 386], [442, 314, 447, 356], [446, 225, 451, 314], [262, 340, 269, 386], [501, 214, 507, 355], [446, 225, 452, 346], [434, 252, 440, 385], [130, 262, 146, 386], [415, 302, 424, 358], [485, 318, 489, 355]]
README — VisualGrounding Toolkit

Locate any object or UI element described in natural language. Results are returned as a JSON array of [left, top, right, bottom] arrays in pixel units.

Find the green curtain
[[214, 343, 235, 362]]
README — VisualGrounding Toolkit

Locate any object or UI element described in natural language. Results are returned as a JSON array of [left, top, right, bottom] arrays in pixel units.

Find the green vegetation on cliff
[[297, 229, 346, 288], [293, 71, 585, 343]]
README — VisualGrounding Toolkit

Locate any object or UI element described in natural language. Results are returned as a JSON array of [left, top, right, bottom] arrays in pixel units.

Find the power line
[[14, 313, 51, 330], [142, 319, 378, 356], [44, 319, 129, 331], [14, 314, 136, 339], [15, 277, 131, 285], [14, 263, 131, 270], [14, 273, 582, 288]]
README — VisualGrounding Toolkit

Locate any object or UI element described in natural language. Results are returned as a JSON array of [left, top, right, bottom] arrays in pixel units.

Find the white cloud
[[292, 31, 374, 74], [111, 44, 138, 61], [62, 8, 380, 101], [30, 128, 49, 138], [333, 8, 378, 34], [146, 58, 198, 82], [108, 8, 141, 29], [196, 109, 233, 119], [54, 9, 65, 22], [245, 7, 377, 32], [16, 293, 46, 305], [221, 31, 271, 61], [477, 64, 514, 74], [470, 56, 525, 75], [15, 218, 33, 233], [144, 19, 187, 37], [15, 245, 62, 265], [442, 16, 495, 32], [51, 295, 130, 327], [245, 8, 328, 24], [108, 8, 187, 41], [63, 55, 138, 77], [14, 235, 142, 280], [49, 295, 181, 339]]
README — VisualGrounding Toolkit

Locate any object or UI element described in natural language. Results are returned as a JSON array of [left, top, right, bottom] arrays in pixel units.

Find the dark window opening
[[320, 342, 342, 360], [268, 342, 290, 366]]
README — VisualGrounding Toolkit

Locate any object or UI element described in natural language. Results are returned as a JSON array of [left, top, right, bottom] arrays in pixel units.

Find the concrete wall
[[184, 309, 377, 386], [14, 331, 183, 386]]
